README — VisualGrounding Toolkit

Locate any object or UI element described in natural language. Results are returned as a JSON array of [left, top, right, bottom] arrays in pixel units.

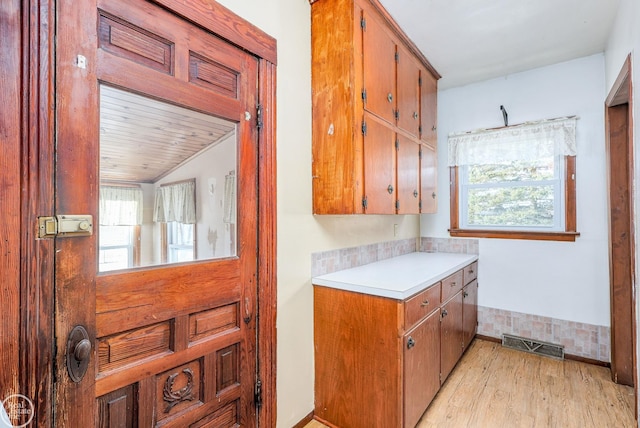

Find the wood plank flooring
[[306, 339, 636, 427]]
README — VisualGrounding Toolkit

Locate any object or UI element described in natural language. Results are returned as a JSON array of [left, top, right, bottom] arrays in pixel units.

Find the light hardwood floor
[[306, 339, 636, 428]]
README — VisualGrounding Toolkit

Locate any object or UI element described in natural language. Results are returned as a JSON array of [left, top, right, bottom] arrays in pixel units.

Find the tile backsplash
[[420, 237, 479, 254]]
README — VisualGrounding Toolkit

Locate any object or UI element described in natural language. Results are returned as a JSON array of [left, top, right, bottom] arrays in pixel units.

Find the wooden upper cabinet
[[397, 135, 420, 214], [397, 45, 421, 137], [420, 143, 437, 213], [362, 10, 397, 125], [363, 115, 396, 214], [311, 0, 440, 215], [420, 68, 438, 147]]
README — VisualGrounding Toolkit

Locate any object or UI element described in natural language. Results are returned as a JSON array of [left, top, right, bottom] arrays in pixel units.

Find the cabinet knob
[[387, 185, 394, 194], [413, 190, 418, 198], [432, 192, 436, 199], [407, 336, 415, 349], [387, 93, 393, 103], [441, 309, 448, 318], [420, 299, 430, 307]]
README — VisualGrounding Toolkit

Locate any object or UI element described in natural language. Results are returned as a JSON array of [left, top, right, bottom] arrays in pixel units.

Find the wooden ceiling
[[100, 85, 236, 183]]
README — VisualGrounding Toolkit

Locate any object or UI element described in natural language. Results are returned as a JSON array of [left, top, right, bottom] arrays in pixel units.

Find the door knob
[[66, 325, 92, 382]]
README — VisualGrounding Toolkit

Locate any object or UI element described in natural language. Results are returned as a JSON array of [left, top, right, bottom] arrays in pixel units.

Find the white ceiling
[[378, 0, 620, 89]]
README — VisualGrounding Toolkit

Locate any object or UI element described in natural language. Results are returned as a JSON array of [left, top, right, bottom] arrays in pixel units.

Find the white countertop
[[312, 252, 478, 300]]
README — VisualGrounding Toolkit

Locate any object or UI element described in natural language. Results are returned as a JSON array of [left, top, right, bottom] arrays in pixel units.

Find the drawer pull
[[441, 309, 448, 318], [450, 282, 456, 287], [420, 299, 430, 307], [469, 269, 474, 274], [407, 336, 415, 349]]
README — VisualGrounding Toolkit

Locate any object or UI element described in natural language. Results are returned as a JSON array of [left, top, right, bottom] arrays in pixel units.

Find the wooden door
[[420, 144, 437, 213], [420, 69, 437, 147], [404, 309, 440, 428], [54, 0, 265, 426], [363, 115, 396, 214], [440, 291, 463, 384], [396, 46, 420, 137], [361, 9, 396, 125], [397, 135, 420, 214], [462, 280, 478, 350]]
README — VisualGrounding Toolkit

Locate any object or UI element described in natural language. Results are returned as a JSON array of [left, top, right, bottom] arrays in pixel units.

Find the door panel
[[420, 144, 437, 213], [363, 115, 396, 214], [56, 0, 259, 426], [362, 10, 396, 125], [462, 280, 478, 350], [397, 135, 420, 214], [440, 291, 463, 384], [420, 69, 437, 147], [396, 45, 420, 137]]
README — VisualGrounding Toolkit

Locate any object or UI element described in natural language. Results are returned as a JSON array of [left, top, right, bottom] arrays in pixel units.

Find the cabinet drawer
[[463, 262, 478, 285], [405, 284, 441, 329], [440, 270, 463, 303]]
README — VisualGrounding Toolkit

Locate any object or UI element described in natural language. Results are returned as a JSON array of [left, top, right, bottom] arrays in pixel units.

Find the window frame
[[449, 156, 578, 241]]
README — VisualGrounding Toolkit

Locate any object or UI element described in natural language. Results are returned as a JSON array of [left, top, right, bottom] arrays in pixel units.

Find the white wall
[[422, 54, 610, 326], [604, 0, 640, 421], [213, 1, 420, 426]]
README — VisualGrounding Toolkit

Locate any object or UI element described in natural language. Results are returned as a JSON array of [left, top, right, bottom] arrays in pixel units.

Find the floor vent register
[[501, 334, 565, 360]]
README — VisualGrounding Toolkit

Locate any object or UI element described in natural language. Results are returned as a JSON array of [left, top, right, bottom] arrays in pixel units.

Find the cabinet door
[[440, 290, 463, 383], [363, 116, 396, 214], [420, 69, 438, 147], [420, 143, 437, 213], [463, 279, 478, 350], [404, 309, 440, 428], [362, 10, 396, 125], [397, 45, 420, 137], [397, 135, 420, 214]]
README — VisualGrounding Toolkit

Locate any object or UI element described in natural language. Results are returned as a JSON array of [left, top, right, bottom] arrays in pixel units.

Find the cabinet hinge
[[360, 17, 366, 30], [254, 379, 263, 409], [256, 104, 263, 130], [395, 51, 399, 62], [395, 200, 400, 210], [419, 125, 423, 134], [394, 110, 400, 121], [362, 196, 368, 210], [361, 88, 367, 103], [419, 76, 422, 86], [419, 200, 423, 210], [419, 147, 423, 159], [395, 138, 399, 151], [361, 120, 367, 136]]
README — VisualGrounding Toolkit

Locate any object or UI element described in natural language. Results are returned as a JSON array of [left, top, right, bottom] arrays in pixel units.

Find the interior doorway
[[605, 54, 636, 396]]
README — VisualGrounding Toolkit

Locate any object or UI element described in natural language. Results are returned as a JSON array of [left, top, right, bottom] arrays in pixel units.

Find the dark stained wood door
[[55, 0, 262, 426]]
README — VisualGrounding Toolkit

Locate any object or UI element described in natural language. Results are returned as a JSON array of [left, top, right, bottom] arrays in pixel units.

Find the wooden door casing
[[52, 0, 277, 427]]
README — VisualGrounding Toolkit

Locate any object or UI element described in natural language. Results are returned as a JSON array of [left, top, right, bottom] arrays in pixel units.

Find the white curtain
[[100, 186, 143, 226], [153, 180, 196, 224], [223, 171, 236, 224], [448, 117, 577, 167]]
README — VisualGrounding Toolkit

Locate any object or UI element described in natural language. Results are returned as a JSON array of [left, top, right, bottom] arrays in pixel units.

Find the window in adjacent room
[[154, 179, 197, 263], [448, 117, 579, 241]]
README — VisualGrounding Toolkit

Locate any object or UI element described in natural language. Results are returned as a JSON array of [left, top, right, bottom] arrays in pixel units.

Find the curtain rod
[[449, 115, 579, 138]]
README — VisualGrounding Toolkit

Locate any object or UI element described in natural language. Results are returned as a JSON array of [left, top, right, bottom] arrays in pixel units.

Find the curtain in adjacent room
[[99, 185, 143, 226], [153, 180, 196, 224]]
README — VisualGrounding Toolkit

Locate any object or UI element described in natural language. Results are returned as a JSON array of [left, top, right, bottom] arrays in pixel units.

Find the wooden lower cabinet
[[404, 309, 441, 428], [314, 261, 478, 428], [440, 290, 464, 384], [463, 279, 479, 350]]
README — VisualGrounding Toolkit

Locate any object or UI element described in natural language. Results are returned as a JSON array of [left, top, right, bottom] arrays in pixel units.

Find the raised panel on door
[[361, 9, 396, 125], [55, 0, 260, 425], [420, 69, 438, 147], [463, 280, 478, 350], [404, 309, 440, 428], [396, 46, 420, 137], [397, 135, 420, 214], [420, 144, 437, 213], [440, 290, 463, 384], [363, 115, 396, 214]]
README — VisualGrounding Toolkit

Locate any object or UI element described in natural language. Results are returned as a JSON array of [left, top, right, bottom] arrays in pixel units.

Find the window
[[154, 179, 197, 263], [448, 117, 579, 241], [99, 185, 143, 271], [166, 221, 195, 263]]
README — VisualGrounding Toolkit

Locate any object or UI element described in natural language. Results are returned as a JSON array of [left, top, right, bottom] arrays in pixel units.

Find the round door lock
[[66, 325, 92, 383]]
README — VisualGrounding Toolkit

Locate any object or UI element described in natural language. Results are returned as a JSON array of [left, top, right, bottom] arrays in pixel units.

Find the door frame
[[605, 54, 636, 396], [7, 0, 277, 426]]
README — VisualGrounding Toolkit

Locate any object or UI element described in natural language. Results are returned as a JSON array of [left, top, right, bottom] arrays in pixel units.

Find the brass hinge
[[254, 379, 263, 409], [37, 215, 93, 239], [361, 120, 367, 136], [256, 104, 263, 130], [362, 196, 368, 210]]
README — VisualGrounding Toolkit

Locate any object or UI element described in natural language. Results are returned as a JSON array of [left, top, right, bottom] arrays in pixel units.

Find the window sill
[[448, 229, 580, 242]]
